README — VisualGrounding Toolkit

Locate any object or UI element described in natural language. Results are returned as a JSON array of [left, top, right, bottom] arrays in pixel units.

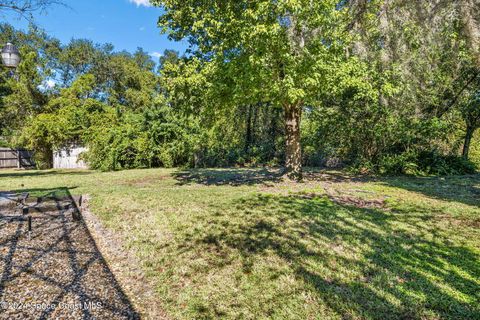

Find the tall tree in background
[[152, 0, 353, 180], [458, 0, 480, 159], [338, 0, 480, 164], [461, 90, 480, 159], [0, 24, 56, 140]]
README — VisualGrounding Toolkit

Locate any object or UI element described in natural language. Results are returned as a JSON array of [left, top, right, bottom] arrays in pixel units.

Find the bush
[[377, 152, 419, 175], [373, 150, 478, 176], [416, 151, 477, 175], [469, 130, 480, 168]]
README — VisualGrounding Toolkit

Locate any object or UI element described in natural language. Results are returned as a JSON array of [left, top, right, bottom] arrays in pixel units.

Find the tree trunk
[[245, 104, 253, 155], [269, 105, 279, 159], [462, 125, 476, 160], [284, 103, 302, 181], [459, 0, 480, 67]]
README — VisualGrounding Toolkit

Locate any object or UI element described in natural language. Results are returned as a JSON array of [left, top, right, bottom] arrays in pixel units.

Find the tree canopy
[[0, 0, 479, 175]]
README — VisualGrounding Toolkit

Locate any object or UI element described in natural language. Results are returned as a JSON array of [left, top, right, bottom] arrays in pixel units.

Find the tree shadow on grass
[[0, 170, 93, 179], [173, 167, 381, 187], [302, 168, 377, 183], [173, 168, 283, 186], [0, 188, 139, 319], [379, 175, 480, 208], [187, 193, 480, 319]]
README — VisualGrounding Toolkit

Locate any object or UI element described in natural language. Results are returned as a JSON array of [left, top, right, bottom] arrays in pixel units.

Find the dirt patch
[[82, 196, 169, 320], [298, 193, 385, 209], [327, 195, 386, 209], [434, 214, 480, 228], [321, 187, 387, 209], [122, 175, 169, 187], [302, 171, 375, 183], [292, 191, 386, 210]]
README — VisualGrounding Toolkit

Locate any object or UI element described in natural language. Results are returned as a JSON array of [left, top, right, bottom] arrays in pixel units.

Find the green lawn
[[1, 168, 479, 319]]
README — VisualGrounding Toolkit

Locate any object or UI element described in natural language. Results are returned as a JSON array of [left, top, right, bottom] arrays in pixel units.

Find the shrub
[[373, 150, 477, 176], [416, 151, 477, 175]]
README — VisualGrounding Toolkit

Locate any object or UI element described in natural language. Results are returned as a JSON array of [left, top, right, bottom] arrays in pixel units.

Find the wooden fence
[[0, 148, 35, 169]]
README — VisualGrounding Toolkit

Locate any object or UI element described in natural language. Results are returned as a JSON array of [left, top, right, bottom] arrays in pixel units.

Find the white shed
[[53, 147, 88, 169]]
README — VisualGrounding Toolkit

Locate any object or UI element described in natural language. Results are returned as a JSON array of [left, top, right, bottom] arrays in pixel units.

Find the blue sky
[[3, 0, 188, 60]]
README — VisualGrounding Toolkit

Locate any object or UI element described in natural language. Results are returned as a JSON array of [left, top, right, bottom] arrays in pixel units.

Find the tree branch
[[0, 0, 66, 22]]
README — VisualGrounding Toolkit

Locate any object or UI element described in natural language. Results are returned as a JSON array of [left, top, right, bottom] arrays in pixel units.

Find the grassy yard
[[0, 168, 479, 319]]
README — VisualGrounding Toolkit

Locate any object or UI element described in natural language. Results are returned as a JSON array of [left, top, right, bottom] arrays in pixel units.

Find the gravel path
[[0, 192, 140, 320]]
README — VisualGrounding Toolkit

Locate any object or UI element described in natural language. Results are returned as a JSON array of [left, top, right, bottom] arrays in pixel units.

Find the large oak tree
[[151, 0, 350, 180]]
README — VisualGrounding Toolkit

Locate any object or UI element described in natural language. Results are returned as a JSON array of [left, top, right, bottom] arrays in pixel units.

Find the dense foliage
[[1, 0, 479, 175]]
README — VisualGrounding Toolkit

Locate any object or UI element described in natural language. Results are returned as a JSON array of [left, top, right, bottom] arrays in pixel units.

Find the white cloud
[[139, 26, 146, 31], [128, 0, 152, 7], [149, 52, 163, 58]]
